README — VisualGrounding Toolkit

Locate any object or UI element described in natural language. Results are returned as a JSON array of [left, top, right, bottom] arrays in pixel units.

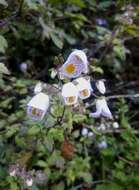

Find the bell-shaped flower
[[27, 92, 49, 120], [74, 77, 93, 99], [59, 50, 88, 79], [90, 98, 112, 119], [62, 82, 78, 105], [96, 80, 106, 94]]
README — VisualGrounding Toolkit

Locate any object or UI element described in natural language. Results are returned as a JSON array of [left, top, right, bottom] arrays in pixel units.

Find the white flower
[[34, 82, 43, 94], [74, 77, 93, 99], [81, 128, 88, 136], [26, 177, 33, 187], [88, 132, 94, 137], [96, 80, 106, 94], [27, 92, 49, 120], [20, 63, 27, 73], [113, 122, 119, 129], [81, 128, 94, 137], [61, 82, 78, 105], [90, 98, 112, 119], [51, 69, 57, 79], [9, 170, 16, 177], [98, 140, 107, 149], [98, 123, 106, 131], [59, 50, 88, 79], [9, 165, 19, 177]]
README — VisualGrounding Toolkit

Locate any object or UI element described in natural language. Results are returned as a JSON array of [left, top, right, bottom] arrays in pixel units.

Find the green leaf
[[0, 35, 8, 53], [28, 126, 40, 135], [96, 183, 123, 190], [36, 160, 47, 168], [0, 0, 8, 6], [0, 63, 10, 75], [52, 182, 65, 190], [73, 113, 87, 123], [50, 33, 63, 49], [24, 0, 38, 10]]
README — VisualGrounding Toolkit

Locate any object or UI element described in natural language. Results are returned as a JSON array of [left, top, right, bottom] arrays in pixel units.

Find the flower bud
[[113, 122, 119, 129], [25, 175, 33, 187], [20, 63, 27, 73], [81, 128, 88, 136], [98, 140, 107, 149], [96, 80, 106, 94], [34, 82, 43, 94]]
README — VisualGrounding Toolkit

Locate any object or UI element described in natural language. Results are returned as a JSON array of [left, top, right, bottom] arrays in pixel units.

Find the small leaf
[[0, 0, 8, 6], [0, 63, 10, 75], [36, 160, 47, 168], [0, 35, 8, 53], [50, 33, 63, 49], [52, 181, 65, 190], [61, 139, 74, 160], [28, 126, 40, 135]]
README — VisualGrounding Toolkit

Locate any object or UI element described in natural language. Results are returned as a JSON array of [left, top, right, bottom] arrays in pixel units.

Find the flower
[[98, 140, 107, 149], [50, 69, 57, 79], [62, 82, 78, 105], [113, 122, 119, 129], [96, 80, 106, 94], [81, 128, 88, 136], [88, 132, 94, 137], [81, 128, 94, 137], [96, 18, 107, 26], [20, 62, 27, 73], [9, 164, 19, 177], [59, 50, 88, 79], [74, 77, 93, 99], [25, 175, 33, 187], [34, 82, 43, 94], [90, 98, 112, 119], [27, 92, 49, 120]]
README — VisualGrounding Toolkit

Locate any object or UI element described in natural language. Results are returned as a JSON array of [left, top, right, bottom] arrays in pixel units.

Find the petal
[[96, 80, 106, 94], [90, 111, 101, 118], [102, 104, 113, 119]]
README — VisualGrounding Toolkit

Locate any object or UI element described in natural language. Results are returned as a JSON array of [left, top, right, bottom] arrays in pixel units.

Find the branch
[[86, 93, 139, 108], [83, 125, 139, 134], [106, 93, 139, 100]]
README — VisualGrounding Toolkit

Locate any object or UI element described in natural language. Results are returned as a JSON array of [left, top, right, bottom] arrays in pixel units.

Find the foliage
[[0, 0, 139, 189]]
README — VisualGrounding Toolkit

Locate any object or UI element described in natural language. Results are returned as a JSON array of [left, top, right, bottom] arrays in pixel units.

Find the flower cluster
[[27, 49, 112, 121], [9, 164, 33, 187]]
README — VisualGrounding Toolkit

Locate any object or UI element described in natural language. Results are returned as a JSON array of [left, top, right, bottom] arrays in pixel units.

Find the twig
[[86, 93, 139, 108], [106, 93, 139, 100], [18, 0, 24, 16], [84, 125, 139, 134], [118, 156, 135, 166]]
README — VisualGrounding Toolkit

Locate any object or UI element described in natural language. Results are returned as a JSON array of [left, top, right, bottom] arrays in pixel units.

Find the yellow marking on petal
[[65, 63, 76, 74], [32, 108, 37, 116], [80, 89, 89, 97], [66, 96, 76, 104]]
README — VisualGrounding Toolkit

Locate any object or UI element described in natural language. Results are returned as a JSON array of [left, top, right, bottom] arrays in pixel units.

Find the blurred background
[[0, 0, 139, 189]]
